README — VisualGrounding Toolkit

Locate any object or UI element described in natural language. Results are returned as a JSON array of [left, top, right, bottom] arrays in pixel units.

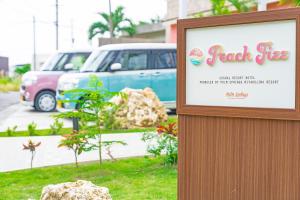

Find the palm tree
[[88, 6, 136, 40]]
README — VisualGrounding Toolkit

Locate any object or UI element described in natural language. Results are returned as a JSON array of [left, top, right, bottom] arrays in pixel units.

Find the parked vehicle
[[56, 43, 176, 111], [20, 49, 91, 112]]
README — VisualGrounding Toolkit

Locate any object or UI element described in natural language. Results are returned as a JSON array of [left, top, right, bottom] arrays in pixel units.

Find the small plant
[[142, 122, 178, 165], [102, 141, 127, 161], [56, 75, 126, 165], [27, 122, 37, 136], [101, 104, 123, 130], [5, 125, 17, 136], [58, 130, 90, 167], [49, 118, 64, 135], [22, 140, 41, 169]]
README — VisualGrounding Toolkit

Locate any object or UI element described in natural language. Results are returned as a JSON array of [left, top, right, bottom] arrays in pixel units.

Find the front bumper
[[56, 90, 77, 112], [19, 86, 34, 107], [56, 100, 75, 113], [20, 96, 34, 107]]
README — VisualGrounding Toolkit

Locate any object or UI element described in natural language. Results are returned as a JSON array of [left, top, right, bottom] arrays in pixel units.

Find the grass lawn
[[0, 157, 177, 200], [0, 116, 177, 137], [0, 127, 155, 137]]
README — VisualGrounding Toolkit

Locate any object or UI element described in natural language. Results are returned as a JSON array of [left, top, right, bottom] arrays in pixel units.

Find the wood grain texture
[[178, 115, 300, 200]]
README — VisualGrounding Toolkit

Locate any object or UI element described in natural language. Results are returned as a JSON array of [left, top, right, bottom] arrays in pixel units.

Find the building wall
[[164, 0, 295, 43], [133, 31, 165, 42], [122, 23, 166, 42], [134, 23, 166, 42], [98, 37, 162, 47], [165, 0, 211, 21], [0, 56, 9, 76], [164, 0, 211, 43], [165, 21, 177, 43]]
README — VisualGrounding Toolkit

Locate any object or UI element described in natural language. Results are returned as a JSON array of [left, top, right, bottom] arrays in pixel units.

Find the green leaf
[[88, 5, 136, 39]]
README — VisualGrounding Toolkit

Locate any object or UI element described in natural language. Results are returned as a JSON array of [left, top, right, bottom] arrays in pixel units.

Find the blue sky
[[0, 0, 166, 65]]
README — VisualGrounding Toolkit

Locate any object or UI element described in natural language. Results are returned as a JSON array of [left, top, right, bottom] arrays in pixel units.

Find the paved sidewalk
[[0, 133, 148, 172], [0, 92, 19, 112], [0, 104, 72, 132]]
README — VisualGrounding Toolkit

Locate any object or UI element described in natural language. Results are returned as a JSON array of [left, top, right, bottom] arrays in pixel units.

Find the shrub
[[27, 122, 37, 136], [0, 77, 21, 92], [49, 119, 64, 135], [5, 125, 17, 136], [142, 122, 178, 165]]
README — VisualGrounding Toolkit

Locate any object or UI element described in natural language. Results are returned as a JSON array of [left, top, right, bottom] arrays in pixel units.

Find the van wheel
[[35, 91, 56, 112]]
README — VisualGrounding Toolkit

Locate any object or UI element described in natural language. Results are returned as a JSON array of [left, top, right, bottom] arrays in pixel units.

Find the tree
[[210, 0, 230, 15], [195, 0, 252, 16], [88, 6, 136, 40], [211, 0, 251, 15], [58, 130, 89, 167], [15, 64, 31, 75], [279, 0, 299, 6], [292, 0, 300, 6], [56, 75, 126, 165]]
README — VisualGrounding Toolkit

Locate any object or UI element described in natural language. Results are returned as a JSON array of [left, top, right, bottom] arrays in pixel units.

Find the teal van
[[56, 43, 176, 111]]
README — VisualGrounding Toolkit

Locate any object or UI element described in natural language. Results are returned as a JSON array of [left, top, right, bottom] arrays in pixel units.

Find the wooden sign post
[[177, 8, 300, 200]]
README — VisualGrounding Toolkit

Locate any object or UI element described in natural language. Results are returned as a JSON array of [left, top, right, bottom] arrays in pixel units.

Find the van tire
[[34, 91, 56, 112]]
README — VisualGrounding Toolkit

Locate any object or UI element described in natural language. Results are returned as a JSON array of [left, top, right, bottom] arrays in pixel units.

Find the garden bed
[[0, 116, 177, 137], [0, 127, 155, 137]]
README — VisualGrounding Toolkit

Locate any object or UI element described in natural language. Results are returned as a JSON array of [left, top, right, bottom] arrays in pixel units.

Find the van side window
[[68, 53, 90, 70], [115, 50, 148, 71], [56, 53, 90, 71], [55, 54, 69, 71], [154, 50, 176, 69], [97, 51, 118, 72], [172, 51, 177, 67]]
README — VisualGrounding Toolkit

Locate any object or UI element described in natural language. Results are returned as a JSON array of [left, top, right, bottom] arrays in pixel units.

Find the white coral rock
[[40, 180, 112, 200], [110, 87, 168, 128]]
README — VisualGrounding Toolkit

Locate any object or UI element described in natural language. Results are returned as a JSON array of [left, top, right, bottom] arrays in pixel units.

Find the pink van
[[20, 50, 91, 112]]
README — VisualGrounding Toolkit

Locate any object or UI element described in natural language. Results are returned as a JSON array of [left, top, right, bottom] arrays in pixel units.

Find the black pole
[[72, 115, 79, 132]]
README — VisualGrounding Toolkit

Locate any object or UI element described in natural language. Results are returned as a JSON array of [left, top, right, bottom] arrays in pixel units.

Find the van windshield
[[80, 50, 108, 72], [40, 52, 90, 71], [40, 53, 64, 71]]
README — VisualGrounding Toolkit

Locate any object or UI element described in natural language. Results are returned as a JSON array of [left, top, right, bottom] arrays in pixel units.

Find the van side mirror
[[64, 63, 75, 71], [110, 63, 122, 71]]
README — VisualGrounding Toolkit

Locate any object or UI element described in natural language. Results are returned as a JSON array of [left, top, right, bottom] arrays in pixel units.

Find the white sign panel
[[186, 20, 296, 109]]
